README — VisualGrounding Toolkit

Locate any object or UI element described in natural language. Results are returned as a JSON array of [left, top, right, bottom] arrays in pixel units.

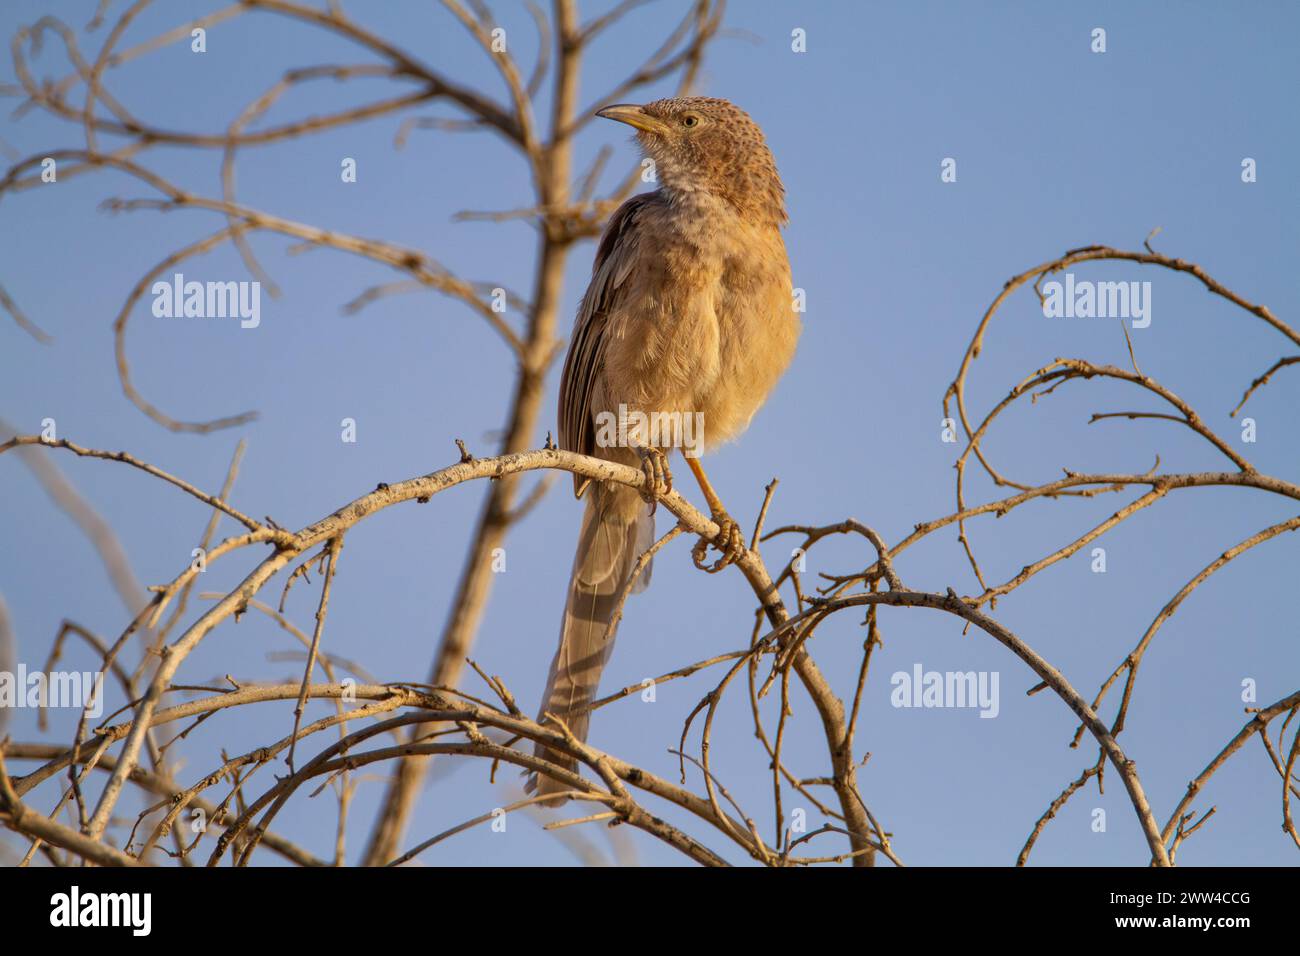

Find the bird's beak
[[595, 103, 670, 136]]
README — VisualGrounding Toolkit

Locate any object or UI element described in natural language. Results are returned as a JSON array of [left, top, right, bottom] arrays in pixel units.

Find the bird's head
[[596, 96, 786, 225]]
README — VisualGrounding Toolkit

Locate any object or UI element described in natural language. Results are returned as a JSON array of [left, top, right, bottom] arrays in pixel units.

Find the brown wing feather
[[559, 191, 665, 497]]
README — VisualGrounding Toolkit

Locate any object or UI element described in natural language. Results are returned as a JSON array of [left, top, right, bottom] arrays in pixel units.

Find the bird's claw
[[693, 510, 745, 573], [636, 446, 672, 513]]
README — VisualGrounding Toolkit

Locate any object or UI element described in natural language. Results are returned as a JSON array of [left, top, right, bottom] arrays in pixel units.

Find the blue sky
[[1, 0, 1297, 866]]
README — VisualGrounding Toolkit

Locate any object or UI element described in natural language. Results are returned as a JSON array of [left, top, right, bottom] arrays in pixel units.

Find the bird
[[529, 96, 799, 804]]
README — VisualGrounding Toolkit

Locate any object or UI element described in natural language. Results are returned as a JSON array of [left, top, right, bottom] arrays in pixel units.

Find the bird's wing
[[559, 191, 664, 497]]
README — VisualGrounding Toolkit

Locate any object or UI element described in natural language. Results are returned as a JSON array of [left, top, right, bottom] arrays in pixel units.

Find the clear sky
[[1, 1, 1297, 866]]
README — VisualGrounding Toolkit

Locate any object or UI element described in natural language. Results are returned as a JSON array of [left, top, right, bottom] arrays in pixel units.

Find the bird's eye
[[682, 114, 700, 128]]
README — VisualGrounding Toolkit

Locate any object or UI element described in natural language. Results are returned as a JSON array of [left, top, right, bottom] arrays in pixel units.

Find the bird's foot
[[636, 445, 672, 513], [692, 509, 745, 573]]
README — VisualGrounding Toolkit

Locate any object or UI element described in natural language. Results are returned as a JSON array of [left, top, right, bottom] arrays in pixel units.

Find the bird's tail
[[528, 482, 652, 805]]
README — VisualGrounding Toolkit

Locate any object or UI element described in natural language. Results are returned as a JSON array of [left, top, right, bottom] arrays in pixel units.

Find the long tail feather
[[528, 483, 651, 805]]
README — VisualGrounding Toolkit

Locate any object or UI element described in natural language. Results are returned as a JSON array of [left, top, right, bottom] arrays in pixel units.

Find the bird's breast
[[599, 198, 798, 455]]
